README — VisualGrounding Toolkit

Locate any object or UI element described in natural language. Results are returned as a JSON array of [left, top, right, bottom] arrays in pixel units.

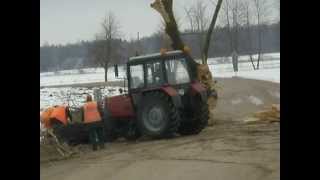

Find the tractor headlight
[[178, 89, 185, 95]]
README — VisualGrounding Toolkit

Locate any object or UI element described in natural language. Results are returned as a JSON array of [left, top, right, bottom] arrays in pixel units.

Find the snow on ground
[[247, 95, 264, 106], [41, 59, 279, 87], [205, 52, 280, 64], [40, 86, 122, 110], [40, 63, 279, 86], [213, 68, 280, 83], [40, 67, 127, 86]]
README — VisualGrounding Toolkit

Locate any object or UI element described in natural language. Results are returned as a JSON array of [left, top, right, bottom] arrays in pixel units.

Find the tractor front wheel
[[178, 98, 209, 135], [103, 116, 118, 142], [137, 91, 180, 138]]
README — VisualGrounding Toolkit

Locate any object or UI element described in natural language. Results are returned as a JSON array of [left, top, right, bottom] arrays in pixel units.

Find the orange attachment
[[83, 102, 102, 124], [50, 106, 68, 125], [40, 107, 55, 128]]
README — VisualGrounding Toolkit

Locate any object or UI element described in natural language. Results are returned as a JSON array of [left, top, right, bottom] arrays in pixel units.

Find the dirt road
[[40, 77, 280, 180], [41, 121, 279, 180]]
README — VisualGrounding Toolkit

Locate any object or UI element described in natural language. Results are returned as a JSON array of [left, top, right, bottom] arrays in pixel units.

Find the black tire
[[137, 91, 180, 138], [103, 116, 118, 142], [124, 124, 141, 141], [92, 144, 98, 151], [178, 98, 209, 135]]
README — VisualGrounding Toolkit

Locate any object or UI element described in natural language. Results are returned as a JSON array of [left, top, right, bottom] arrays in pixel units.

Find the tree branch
[[202, 0, 223, 64]]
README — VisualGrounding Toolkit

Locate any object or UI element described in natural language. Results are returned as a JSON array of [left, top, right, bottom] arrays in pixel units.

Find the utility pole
[[135, 32, 140, 56]]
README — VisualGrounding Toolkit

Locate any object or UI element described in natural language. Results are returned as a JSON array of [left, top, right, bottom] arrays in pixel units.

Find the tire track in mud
[[149, 157, 274, 173]]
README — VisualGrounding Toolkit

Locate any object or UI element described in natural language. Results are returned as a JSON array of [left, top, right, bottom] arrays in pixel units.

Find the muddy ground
[[40, 77, 280, 180]]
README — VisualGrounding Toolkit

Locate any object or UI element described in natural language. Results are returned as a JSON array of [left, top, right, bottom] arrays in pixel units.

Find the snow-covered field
[[40, 52, 279, 110], [40, 68, 127, 86], [40, 86, 123, 111]]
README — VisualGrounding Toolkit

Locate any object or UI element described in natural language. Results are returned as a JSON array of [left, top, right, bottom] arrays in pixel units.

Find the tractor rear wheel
[[178, 98, 209, 135], [137, 91, 180, 138]]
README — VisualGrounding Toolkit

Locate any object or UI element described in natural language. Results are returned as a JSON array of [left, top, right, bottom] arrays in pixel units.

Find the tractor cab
[[127, 50, 195, 92]]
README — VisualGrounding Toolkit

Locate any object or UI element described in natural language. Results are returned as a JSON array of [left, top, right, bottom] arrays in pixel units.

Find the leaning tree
[[151, 0, 223, 126]]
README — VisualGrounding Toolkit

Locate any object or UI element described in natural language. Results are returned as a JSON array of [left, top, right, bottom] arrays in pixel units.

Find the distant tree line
[[182, 22, 280, 59], [40, 21, 279, 73], [40, 41, 91, 72]]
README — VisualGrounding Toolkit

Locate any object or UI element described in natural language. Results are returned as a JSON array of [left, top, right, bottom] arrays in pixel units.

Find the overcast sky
[[40, 0, 279, 46]]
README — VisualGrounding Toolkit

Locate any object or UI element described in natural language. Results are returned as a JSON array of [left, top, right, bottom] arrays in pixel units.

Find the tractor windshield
[[165, 58, 190, 85]]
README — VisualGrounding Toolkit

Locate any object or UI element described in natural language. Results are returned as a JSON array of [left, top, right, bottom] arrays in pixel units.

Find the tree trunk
[[151, 0, 198, 73], [257, 27, 262, 70], [104, 63, 108, 82], [257, 53, 261, 69], [202, 0, 223, 64], [249, 55, 256, 70], [225, 1, 233, 57], [257, 23, 262, 69], [256, 10, 262, 70], [151, 0, 185, 51], [246, 6, 256, 70]]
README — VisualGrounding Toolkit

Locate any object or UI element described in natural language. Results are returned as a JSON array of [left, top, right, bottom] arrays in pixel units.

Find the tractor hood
[[105, 94, 135, 118]]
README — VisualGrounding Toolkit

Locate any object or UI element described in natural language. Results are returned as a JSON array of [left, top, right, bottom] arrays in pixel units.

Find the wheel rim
[[143, 105, 166, 132]]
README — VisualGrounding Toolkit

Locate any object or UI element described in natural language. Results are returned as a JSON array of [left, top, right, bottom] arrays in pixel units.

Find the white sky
[[40, 0, 279, 46]]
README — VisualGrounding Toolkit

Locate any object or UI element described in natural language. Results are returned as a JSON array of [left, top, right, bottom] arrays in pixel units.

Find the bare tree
[[202, 0, 223, 64], [243, 0, 256, 70], [220, 0, 246, 70], [184, 0, 210, 59], [252, 0, 271, 69], [220, 0, 272, 70], [221, 0, 233, 55], [89, 12, 121, 81], [274, 0, 280, 22], [184, 7, 195, 33]]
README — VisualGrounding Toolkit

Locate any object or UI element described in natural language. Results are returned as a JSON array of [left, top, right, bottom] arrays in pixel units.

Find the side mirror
[[114, 64, 119, 77]]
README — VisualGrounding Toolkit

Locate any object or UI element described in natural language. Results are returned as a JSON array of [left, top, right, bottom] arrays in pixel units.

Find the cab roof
[[128, 50, 185, 64]]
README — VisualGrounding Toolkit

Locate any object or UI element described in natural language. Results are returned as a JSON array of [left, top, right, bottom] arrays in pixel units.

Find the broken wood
[[47, 129, 75, 157], [253, 104, 280, 123]]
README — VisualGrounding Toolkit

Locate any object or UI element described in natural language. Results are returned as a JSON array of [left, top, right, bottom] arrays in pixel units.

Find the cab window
[[146, 62, 163, 87], [129, 64, 144, 89]]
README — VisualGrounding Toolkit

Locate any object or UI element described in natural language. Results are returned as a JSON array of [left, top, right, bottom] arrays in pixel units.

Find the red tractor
[[103, 50, 217, 141]]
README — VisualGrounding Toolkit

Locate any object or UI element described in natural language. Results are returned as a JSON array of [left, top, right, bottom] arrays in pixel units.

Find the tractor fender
[[160, 86, 182, 108], [190, 82, 208, 103], [142, 86, 182, 108], [131, 93, 142, 107]]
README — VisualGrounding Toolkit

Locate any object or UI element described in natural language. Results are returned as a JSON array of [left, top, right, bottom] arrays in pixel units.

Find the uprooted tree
[[151, 0, 223, 126]]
